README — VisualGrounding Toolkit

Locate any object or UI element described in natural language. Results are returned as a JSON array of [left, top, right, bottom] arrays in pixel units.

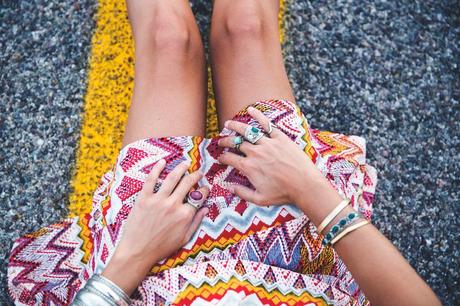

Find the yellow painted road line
[[69, 0, 288, 217]]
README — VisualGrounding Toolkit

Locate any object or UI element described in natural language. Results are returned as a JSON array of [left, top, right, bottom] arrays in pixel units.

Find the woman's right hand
[[102, 159, 209, 295]]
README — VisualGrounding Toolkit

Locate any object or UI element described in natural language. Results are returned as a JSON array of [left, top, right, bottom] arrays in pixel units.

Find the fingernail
[[224, 121, 230, 128], [248, 106, 255, 113], [183, 160, 191, 166], [227, 185, 235, 193], [158, 159, 166, 165]]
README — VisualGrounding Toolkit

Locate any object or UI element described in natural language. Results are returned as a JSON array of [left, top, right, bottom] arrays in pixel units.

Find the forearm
[[295, 178, 441, 305], [333, 223, 440, 305], [101, 252, 154, 296], [71, 252, 148, 305]]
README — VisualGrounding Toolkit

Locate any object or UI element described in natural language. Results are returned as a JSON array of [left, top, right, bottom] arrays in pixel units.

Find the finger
[[218, 151, 245, 172], [247, 106, 283, 138], [184, 207, 209, 243], [217, 136, 256, 156], [217, 136, 254, 155], [141, 159, 166, 197], [224, 120, 268, 144], [173, 172, 206, 203], [159, 160, 191, 196], [229, 184, 264, 205], [217, 136, 243, 149]]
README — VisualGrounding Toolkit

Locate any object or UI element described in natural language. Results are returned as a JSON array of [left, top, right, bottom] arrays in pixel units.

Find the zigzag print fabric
[[8, 99, 377, 305]]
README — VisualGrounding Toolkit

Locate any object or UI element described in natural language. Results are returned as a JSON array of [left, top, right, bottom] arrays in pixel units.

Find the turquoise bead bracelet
[[322, 212, 361, 246]]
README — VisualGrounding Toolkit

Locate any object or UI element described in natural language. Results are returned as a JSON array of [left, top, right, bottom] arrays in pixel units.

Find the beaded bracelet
[[317, 199, 350, 234], [331, 220, 370, 246], [322, 211, 361, 246]]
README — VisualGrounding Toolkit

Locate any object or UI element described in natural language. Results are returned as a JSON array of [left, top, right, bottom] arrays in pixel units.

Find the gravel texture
[[0, 0, 458, 304], [0, 0, 97, 303], [283, 1, 459, 304]]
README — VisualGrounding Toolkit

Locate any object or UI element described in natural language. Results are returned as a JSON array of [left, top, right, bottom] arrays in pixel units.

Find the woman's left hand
[[102, 159, 209, 295]]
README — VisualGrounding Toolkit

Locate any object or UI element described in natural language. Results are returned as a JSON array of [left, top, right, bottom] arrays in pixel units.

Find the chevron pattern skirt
[[8, 99, 377, 305]]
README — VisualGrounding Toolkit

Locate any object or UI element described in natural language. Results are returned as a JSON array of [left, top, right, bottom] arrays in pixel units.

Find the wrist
[[293, 173, 344, 228], [102, 250, 154, 296]]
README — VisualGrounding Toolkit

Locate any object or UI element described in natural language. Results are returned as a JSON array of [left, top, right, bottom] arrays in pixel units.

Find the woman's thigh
[[122, 1, 207, 147], [210, 0, 296, 128]]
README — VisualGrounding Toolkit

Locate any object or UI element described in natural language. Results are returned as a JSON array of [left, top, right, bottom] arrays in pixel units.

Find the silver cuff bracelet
[[71, 274, 131, 306]]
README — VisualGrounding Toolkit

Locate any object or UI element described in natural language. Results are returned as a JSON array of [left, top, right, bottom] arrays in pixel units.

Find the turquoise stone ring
[[244, 125, 265, 144], [233, 136, 243, 145]]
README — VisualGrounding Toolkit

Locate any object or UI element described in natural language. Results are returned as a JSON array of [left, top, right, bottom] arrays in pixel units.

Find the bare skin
[[101, 0, 441, 305], [122, 0, 207, 146], [210, 0, 295, 126], [102, 160, 209, 295], [218, 107, 441, 306]]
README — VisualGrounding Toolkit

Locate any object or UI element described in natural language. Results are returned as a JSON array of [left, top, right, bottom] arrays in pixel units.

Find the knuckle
[[183, 174, 195, 186], [168, 170, 180, 181], [220, 153, 233, 166], [226, 121, 235, 130], [219, 138, 228, 147], [171, 206, 183, 218], [145, 175, 156, 185], [165, 200, 176, 210], [238, 158, 248, 169], [137, 195, 149, 207], [178, 208, 192, 222], [242, 143, 254, 153], [243, 158, 256, 170]]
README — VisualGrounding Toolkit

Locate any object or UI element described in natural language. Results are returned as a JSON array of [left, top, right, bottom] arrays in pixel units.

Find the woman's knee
[[211, 1, 267, 45], [149, 11, 198, 56]]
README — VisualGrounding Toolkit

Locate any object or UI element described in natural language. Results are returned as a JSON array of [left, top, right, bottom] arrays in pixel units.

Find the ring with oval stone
[[185, 190, 205, 210]]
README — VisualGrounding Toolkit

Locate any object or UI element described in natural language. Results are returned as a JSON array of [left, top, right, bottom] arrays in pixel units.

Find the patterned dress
[[8, 99, 377, 305]]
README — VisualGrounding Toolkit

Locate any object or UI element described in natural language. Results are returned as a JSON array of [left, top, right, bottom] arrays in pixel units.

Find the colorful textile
[[8, 99, 377, 305]]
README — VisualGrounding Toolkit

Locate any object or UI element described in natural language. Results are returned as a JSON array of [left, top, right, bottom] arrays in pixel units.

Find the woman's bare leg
[[123, 0, 207, 146], [210, 0, 295, 128]]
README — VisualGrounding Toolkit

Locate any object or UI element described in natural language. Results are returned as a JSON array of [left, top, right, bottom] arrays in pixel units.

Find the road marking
[[69, 0, 287, 217]]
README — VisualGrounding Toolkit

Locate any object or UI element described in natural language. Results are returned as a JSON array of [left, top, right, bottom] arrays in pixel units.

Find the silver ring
[[267, 122, 274, 135], [185, 190, 205, 210], [233, 136, 243, 151], [267, 121, 279, 136], [244, 126, 265, 144]]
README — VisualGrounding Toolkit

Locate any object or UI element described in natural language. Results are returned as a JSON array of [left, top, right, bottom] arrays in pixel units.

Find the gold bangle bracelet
[[317, 199, 350, 234], [330, 220, 370, 246]]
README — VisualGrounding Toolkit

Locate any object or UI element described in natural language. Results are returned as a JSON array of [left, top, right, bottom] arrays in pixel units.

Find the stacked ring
[[185, 190, 205, 210], [267, 121, 278, 136], [233, 136, 243, 151], [244, 126, 265, 144]]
